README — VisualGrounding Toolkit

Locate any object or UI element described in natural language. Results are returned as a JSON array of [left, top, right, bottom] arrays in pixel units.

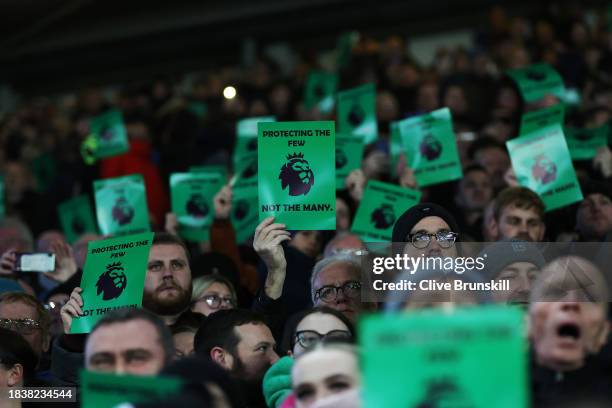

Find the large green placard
[[507, 125, 583, 211], [398, 108, 463, 187], [351, 181, 421, 242], [94, 174, 151, 236], [507, 63, 565, 103], [58, 195, 98, 244], [70, 232, 153, 334], [361, 306, 527, 408], [258, 121, 336, 230]]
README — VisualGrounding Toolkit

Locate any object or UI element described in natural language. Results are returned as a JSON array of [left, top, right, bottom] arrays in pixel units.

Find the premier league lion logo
[[233, 199, 249, 220], [247, 139, 258, 152], [347, 103, 365, 127], [526, 69, 547, 82], [532, 154, 557, 185], [71, 216, 86, 235], [186, 193, 209, 217], [279, 152, 315, 196], [112, 197, 135, 226], [241, 159, 258, 179], [96, 262, 127, 300], [336, 148, 348, 169], [419, 133, 443, 161], [99, 125, 116, 142], [370, 204, 396, 229]]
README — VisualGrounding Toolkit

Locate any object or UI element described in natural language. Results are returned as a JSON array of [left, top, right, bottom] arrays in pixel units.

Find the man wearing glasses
[[0, 292, 50, 358]]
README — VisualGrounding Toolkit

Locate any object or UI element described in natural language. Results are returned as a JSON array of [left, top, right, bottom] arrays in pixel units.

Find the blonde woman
[[190, 274, 237, 316]]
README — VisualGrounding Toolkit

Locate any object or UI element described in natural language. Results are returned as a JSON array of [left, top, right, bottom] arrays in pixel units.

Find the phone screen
[[16, 253, 56, 272]]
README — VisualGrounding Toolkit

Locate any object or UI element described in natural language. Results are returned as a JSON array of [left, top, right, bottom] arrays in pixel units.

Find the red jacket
[[100, 139, 169, 228]]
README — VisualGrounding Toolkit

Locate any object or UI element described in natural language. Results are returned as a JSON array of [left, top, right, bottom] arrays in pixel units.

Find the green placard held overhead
[[303, 71, 338, 114], [519, 104, 565, 136], [506, 63, 565, 103], [337, 83, 377, 144], [58, 195, 98, 244], [336, 135, 364, 189], [81, 370, 182, 408], [234, 116, 276, 167], [258, 121, 336, 230], [398, 107, 463, 187], [170, 172, 224, 242], [564, 124, 610, 161], [361, 307, 528, 408], [507, 125, 583, 211], [351, 180, 421, 242], [87, 109, 130, 160], [231, 183, 259, 244], [69, 232, 153, 334], [94, 174, 151, 236]]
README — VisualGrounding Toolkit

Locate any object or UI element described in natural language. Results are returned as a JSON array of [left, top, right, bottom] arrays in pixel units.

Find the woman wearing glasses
[[190, 274, 237, 317], [263, 307, 355, 408]]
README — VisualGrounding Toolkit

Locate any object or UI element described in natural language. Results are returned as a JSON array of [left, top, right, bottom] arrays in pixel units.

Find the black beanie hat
[[478, 239, 546, 280], [392, 203, 460, 242]]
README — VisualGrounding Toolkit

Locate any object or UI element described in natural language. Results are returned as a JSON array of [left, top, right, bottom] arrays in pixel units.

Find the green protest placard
[[361, 306, 527, 408], [507, 125, 583, 211], [234, 116, 276, 167], [398, 108, 463, 187], [81, 370, 181, 408], [351, 180, 420, 242], [336, 135, 364, 189], [389, 121, 402, 178], [303, 71, 338, 114], [190, 165, 228, 181], [88, 109, 129, 159], [564, 124, 610, 161], [258, 121, 336, 230], [58, 195, 98, 244], [70, 232, 153, 334], [506, 63, 565, 103], [94, 174, 151, 236], [170, 172, 224, 242], [233, 152, 258, 190], [231, 183, 259, 244], [337, 83, 377, 144], [519, 104, 565, 136]]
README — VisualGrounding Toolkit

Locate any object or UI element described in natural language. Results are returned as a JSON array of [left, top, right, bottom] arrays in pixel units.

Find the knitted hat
[[478, 239, 546, 281], [263, 356, 294, 408], [392, 203, 460, 242]]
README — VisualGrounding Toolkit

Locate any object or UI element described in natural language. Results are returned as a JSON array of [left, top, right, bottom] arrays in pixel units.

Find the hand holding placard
[[253, 217, 290, 300], [61, 287, 83, 334]]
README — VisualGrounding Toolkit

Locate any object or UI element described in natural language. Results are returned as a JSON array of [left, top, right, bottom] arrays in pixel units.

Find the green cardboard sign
[[170, 172, 224, 242], [231, 183, 259, 244], [94, 174, 151, 236], [361, 306, 527, 408], [303, 71, 338, 114], [337, 83, 377, 144], [389, 121, 402, 178], [190, 165, 228, 181], [506, 63, 565, 103], [258, 121, 336, 230], [336, 135, 364, 189], [398, 108, 463, 187], [58, 195, 98, 244], [351, 180, 421, 242], [519, 104, 565, 136], [81, 370, 181, 408], [234, 116, 276, 167], [70, 232, 153, 334], [233, 152, 258, 191], [507, 125, 583, 211], [564, 124, 610, 161], [88, 109, 129, 159]]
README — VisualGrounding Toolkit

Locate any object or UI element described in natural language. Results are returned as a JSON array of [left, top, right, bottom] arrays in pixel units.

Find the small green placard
[[564, 124, 610, 161], [58, 195, 98, 244], [88, 109, 130, 159], [258, 121, 336, 230], [337, 83, 377, 144], [361, 306, 528, 408], [81, 370, 181, 408], [170, 172, 224, 242], [506, 63, 565, 103], [94, 174, 151, 236], [519, 104, 565, 136], [336, 135, 364, 189], [70, 232, 153, 334], [231, 183, 259, 244], [234, 116, 276, 168], [398, 108, 463, 187], [507, 125, 583, 211], [303, 71, 338, 114], [350, 180, 421, 242]]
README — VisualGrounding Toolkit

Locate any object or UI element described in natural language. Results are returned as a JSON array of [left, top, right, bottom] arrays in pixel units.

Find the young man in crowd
[[488, 187, 546, 242], [575, 180, 612, 242]]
